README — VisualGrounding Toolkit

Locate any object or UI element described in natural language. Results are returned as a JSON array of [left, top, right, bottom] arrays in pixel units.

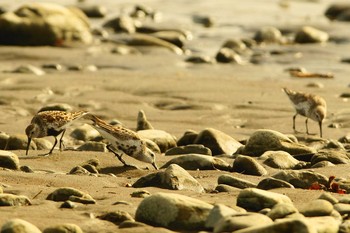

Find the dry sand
[[1, 0, 350, 232]]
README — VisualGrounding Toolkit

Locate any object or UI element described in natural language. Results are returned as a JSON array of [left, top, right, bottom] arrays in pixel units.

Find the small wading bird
[[25, 110, 88, 155], [283, 87, 327, 137], [84, 114, 158, 170]]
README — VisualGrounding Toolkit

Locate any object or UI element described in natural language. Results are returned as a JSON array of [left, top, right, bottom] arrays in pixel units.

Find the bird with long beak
[[283, 87, 327, 138], [25, 110, 88, 155], [84, 114, 158, 170]]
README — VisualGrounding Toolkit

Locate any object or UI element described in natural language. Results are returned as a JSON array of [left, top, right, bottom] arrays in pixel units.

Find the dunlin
[[85, 114, 158, 170], [283, 87, 327, 137], [25, 110, 88, 155]]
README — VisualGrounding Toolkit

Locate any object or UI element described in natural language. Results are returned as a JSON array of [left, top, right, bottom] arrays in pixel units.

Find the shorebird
[[25, 110, 88, 155], [84, 114, 158, 170], [283, 87, 327, 137]]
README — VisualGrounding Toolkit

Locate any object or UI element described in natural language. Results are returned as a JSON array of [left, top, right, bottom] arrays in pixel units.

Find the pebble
[[221, 39, 248, 54], [70, 124, 101, 141], [213, 213, 273, 233], [257, 177, 295, 190], [137, 129, 177, 153], [1, 218, 41, 233], [149, 31, 187, 48], [193, 128, 243, 155], [0, 193, 31, 206], [215, 47, 243, 64], [42, 63, 63, 71], [253, 26, 283, 43], [77, 141, 107, 152], [118, 220, 147, 229], [237, 188, 293, 211], [299, 199, 334, 217], [205, 204, 239, 229], [0, 132, 10, 149], [294, 26, 329, 43], [103, 15, 138, 33], [136, 109, 154, 131], [133, 164, 204, 192], [311, 150, 350, 165], [215, 184, 241, 193], [32, 138, 53, 150], [192, 14, 215, 27], [176, 130, 198, 146], [306, 216, 340, 233], [9, 65, 45, 75], [324, 3, 350, 21], [186, 55, 215, 64], [233, 219, 316, 233], [311, 161, 335, 168], [160, 153, 231, 171], [81, 164, 99, 174], [267, 203, 298, 220], [97, 211, 134, 225], [6, 134, 36, 151], [272, 170, 329, 189], [43, 223, 83, 233], [127, 33, 184, 55], [0, 3, 92, 45], [130, 190, 150, 198], [68, 196, 96, 204], [47, 187, 95, 203], [165, 144, 212, 156], [20, 166, 34, 173], [135, 192, 213, 231], [68, 166, 90, 175], [334, 203, 350, 215], [0, 150, 19, 170], [60, 200, 77, 209], [260, 150, 300, 169], [318, 192, 339, 205], [217, 174, 256, 189], [232, 155, 268, 176]]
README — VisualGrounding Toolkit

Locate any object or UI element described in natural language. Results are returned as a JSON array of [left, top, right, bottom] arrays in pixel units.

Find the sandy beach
[[1, 0, 350, 232]]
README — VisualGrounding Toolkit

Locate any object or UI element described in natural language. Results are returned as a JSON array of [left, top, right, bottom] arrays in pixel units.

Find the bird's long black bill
[[152, 162, 159, 170], [26, 137, 31, 155], [319, 121, 323, 138]]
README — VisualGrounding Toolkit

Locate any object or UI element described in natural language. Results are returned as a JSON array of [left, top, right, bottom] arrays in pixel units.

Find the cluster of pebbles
[[0, 2, 348, 70], [1, 104, 350, 232]]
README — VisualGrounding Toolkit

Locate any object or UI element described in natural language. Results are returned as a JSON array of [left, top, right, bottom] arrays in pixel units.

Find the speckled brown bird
[[283, 87, 327, 137], [85, 114, 158, 170], [25, 110, 88, 155]]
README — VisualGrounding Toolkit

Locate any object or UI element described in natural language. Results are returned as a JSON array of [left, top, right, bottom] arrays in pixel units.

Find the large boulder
[[237, 188, 293, 211], [241, 129, 316, 157], [194, 128, 242, 155], [135, 192, 213, 231], [132, 164, 204, 192], [0, 3, 92, 46]]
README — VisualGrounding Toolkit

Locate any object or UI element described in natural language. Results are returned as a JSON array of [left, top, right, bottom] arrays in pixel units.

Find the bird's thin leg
[[40, 136, 58, 156], [59, 129, 66, 151], [292, 113, 298, 132], [106, 144, 139, 169], [305, 118, 310, 135]]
